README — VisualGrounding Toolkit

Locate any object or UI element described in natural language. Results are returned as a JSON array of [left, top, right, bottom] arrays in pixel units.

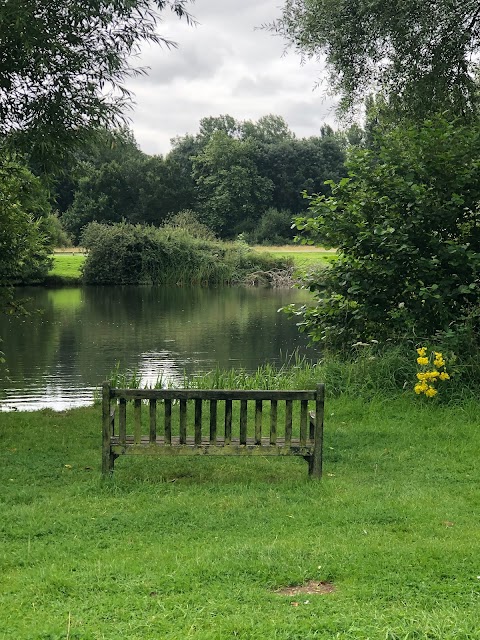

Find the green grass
[[46, 248, 334, 285], [47, 254, 85, 283], [2, 390, 480, 639], [254, 247, 337, 270]]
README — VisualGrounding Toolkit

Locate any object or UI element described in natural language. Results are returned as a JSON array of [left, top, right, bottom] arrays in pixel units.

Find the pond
[[0, 286, 318, 411]]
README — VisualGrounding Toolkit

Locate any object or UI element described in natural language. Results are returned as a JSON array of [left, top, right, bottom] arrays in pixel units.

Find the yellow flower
[[434, 358, 445, 368], [426, 370, 440, 379], [417, 357, 429, 365], [416, 347, 427, 356], [414, 383, 425, 394], [434, 352, 443, 359], [439, 371, 450, 380], [416, 372, 427, 380], [425, 386, 438, 397]]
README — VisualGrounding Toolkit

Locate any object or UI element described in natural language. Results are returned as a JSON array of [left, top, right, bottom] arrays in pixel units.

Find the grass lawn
[[48, 254, 85, 282], [255, 245, 337, 268], [1, 393, 480, 639], [47, 247, 334, 284]]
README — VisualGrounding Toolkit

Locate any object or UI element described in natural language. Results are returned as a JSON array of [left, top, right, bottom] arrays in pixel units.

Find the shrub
[[292, 115, 480, 350], [163, 210, 216, 241], [80, 222, 290, 285], [252, 207, 295, 245]]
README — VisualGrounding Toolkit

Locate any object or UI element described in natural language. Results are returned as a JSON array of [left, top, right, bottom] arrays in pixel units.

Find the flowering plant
[[414, 347, 450, 397]]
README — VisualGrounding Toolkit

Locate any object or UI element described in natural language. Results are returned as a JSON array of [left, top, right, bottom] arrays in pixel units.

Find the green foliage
[[45, 214, 72, 248], [292, 115, 480, 349], [163, 210, 217, 241], [0, 157, 54, 289], [250, 207, 295, 245], [62, 153, 179, 241], [270, 0, 480, 119], [80, 221, 289, 285], [0, 1, 194, 172], [193, 132, 274, 238], [49, 117, 347, 244]]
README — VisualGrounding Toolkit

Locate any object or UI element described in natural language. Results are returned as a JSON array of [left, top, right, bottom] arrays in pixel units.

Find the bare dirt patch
[[275, 580, 336, 596]]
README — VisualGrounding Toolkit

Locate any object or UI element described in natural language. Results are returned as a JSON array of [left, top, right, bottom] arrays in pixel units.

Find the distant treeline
[[54, 114, 360, 245]]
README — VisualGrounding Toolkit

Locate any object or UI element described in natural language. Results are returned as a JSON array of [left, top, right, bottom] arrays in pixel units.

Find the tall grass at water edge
[[106, 343, 480, 404]]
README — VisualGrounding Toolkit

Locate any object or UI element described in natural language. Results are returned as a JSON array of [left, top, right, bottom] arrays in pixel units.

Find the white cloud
[[124, 0, 337, 155]]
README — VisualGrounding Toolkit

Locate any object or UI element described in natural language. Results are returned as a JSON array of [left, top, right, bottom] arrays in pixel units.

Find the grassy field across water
[[254, 245, 337, 269], [1, 391, 480, 639], [48, 253, 86, 283], [47, 246, 334, 285]]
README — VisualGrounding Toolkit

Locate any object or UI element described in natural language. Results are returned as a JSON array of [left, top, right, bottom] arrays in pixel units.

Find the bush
[[45, 213, 73, 248], [163, 210, 216, 241], [80, 222, 290, 285], [293, 115, 480, 350], [251, 207, 295, 245]]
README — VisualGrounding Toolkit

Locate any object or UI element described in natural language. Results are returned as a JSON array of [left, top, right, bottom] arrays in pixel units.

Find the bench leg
[[303, 454, 322, 478], [307, 453, 322, 478], [102, 448, 116, 476]]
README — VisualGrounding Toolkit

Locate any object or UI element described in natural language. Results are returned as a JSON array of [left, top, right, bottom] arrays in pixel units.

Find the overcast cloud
[[124, 0, 337, 156]]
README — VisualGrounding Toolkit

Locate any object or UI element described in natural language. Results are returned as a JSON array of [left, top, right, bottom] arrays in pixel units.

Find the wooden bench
[[102, 383, 325, 478]]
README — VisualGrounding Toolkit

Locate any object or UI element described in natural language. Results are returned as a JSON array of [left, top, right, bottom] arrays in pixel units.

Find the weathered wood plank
[[112, 388, 317, 401], [310, 383, 325, 478], [255, 399, 262, 445], [112, 435, 314, 457], [195, 398, 202, 445], [285, 400, 292, 448], [134, 399, 142, 445], [225, 399, 232, 445], [164, 399, 172, 445], [119, 397, 127, 445], [102, 382, 113, 475], [270, 399, 277, 445], [210, 399, 217, 445], [300, 400, 308, 446], [240, 399, 247, 445], [179, 400, 187, 444], [149, 399, 157, 444]]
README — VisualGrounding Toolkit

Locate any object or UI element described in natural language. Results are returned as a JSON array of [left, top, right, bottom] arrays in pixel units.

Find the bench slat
[[285, 400, 292, 448], [300, 399, 308, 446], [134, 399, 142, 445], [119, 397, 127, 445], [195, 398, 202, 445], [255, 400, 262, 445], [149, 399, 157, 444], [225, 399, 232, 444], [164, 399, 171, 444], [270, 399, 277, 445], [112, 389, 317, 401], [240, 400, 247, 445], [210, 399, 217, 445], [180, 400, 187, 444]]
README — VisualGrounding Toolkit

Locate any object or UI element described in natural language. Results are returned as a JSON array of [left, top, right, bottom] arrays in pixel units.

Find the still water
[[0, 286, 317, 411]]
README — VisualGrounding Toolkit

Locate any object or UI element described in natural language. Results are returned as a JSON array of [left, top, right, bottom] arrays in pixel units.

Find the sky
[[124, 0, 337, 156]]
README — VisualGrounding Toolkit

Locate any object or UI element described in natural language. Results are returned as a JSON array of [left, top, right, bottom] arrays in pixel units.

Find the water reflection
[[0, 286, 317, 411]]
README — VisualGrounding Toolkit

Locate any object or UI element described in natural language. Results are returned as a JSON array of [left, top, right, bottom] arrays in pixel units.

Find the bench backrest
[[103, 384, 325, 448]]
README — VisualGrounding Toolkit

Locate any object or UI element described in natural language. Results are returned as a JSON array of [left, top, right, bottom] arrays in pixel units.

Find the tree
[[0, 0, 194, 171], [240, 115, 295, 143], [62, 154, 178, 240], [0, 158, 53, 293], [192, 133, 273, 238], [292, 115, 480, 348], [270, 0, 480, 119]]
